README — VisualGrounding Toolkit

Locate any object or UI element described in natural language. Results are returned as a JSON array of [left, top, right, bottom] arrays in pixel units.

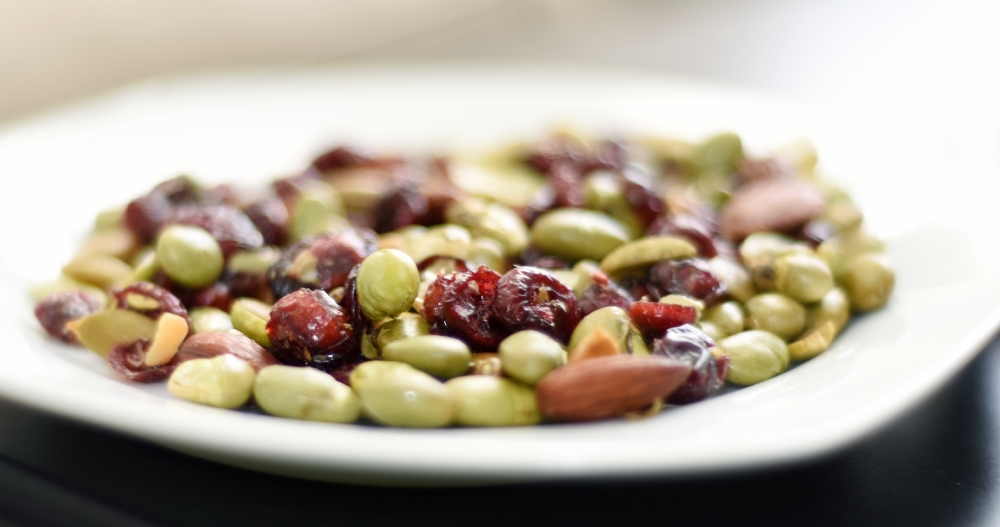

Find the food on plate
[[33, 131, 895, 427]]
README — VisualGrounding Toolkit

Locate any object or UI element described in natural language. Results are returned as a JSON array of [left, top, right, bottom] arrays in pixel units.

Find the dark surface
[[1, 337, 999, 527]]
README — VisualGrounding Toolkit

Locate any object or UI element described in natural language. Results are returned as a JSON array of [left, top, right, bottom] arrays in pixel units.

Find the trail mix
[[33, 132, 895, 427]]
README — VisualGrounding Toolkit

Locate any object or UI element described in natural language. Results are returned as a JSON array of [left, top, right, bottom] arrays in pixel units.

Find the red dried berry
[[652, 325, 727, 404], [108, 339, 179, 383], [243, 193, 289, 246], [112, 282, 189, 323], [167, 204, 263, 257], [227, 271, 274, 304], [154, 176, 202, 204], [578, 281, 633, 315], [124, 191, 173, 243], [627, 301, 697, 341], [441, 266, 506, 350], [548, 162, 586, 209], [338, 264, 369, 348], [619, 168, 664, 229], [189, 282, 234, 312], [311, 146, 374, 172], [373, 183, 429, 233], [492, 267, 581, 342], [646, 214, 718, 258], [422, 272, 458, 335], [328, 359, 366, 386], [646, 258, 726, 306], [34, 291, 103, 344], [266, 289, 356, 371], [311, 228, 378, 290]]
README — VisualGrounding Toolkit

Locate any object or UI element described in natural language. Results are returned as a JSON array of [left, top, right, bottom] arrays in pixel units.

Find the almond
[[176, 331, 280, 372], [719, 178, 825, 241], [535, 355, 691, 421], [567, 328, 620, 364]]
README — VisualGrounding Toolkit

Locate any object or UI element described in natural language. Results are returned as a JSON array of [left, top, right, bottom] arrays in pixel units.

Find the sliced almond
[[567, 328, 621, 364], [145, 313, 189, 366]]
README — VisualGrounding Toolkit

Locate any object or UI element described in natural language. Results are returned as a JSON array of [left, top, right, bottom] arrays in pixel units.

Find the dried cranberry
[[34, 291, 103, 344], [619, 168, 664, 229], [312, 228, 378, 290], [578, 281, 633, 315], [266, 239, 316, 300], [227, 271, 274, 304], [167, 204, 263, 257], [517, 247, 570, 270], [416, 256, 470, 274], [108, 339, 179, 383], [422, 272, 458, 335], [799, 220, 835, 247], [328, 359, 366, 386], [549, 162, 586, 209], [492, 267, 581, 342], [243, 193, 289, 246], [618, 275, 654, 302], [154, 176, 202, 204], [647, 258, 726, 306], [652, 325, 728, 404], [646, 214, 718, 258], [189, 282, 234, 312], [338, 264, 369, 349], [373, 184, 429, 233], [441, 266, 506, 350], [112, 282, 189, 323], [311, 146, 373, 172], [627, 301, 697, 341], [124, 191, 173, 243], [266, 289, 356, 371]]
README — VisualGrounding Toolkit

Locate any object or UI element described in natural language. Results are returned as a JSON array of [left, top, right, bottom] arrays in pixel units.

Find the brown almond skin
[[719, 179, 825, 241], [176, 331, 279, 372], [535, 355, 691, 422]]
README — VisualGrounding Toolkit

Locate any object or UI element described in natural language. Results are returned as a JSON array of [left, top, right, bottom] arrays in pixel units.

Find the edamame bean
[[531, 209, 630, 262], [254, 365, 361, 423], [445, 376, 540, 427], [230, 298, 272, 348], [498, 330, 566, 385], [720, 330, 789, 385], [744, 293, 806, 341], [156, 225, 223, 288], [168, 354, 256, 408], [381, 335, 472, 379], [357, 249, 420, 320], [841, 254, 895, 312], [351, 361, 454, 428]]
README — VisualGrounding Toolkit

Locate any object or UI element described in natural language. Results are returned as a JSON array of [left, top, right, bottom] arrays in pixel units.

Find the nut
[[534, 355, 692, 421], [144, 312, 189, 366], [176, 331, 279, 371], [468, 352, 503, 376], [567, 328, 620, 364], [719, 179, 825, 241]]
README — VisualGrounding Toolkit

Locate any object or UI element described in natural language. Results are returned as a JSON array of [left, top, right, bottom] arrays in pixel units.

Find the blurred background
[[2, 0, 999, 128]]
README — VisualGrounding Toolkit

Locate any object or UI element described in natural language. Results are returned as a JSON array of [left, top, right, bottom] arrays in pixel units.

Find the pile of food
[[32, 132, 895, 427]]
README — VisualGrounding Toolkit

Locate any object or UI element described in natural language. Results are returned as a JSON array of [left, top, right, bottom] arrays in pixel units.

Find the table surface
[[4, 1, 1000, 525]]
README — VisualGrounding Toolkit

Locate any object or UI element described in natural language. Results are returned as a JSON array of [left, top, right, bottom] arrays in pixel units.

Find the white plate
[[0, 63, 997, 486]]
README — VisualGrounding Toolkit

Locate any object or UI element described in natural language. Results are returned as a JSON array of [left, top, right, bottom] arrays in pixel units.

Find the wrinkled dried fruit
[[108, 339, 180, 383], [627, 301, 697, 341], [35, 291, 103, 344], [652, 325, 727, 404], [266, 289, 356, 370], [441, 266, 506, 350], [647, 258, 726, 306], [492, 267, 581, 342], [112, 282, 188, 322]]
